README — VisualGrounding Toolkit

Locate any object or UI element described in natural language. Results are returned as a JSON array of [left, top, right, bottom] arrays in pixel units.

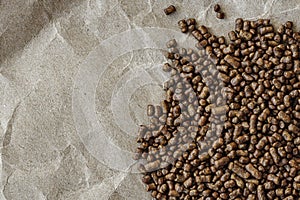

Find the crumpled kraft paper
[[0, 0, 299, 199]]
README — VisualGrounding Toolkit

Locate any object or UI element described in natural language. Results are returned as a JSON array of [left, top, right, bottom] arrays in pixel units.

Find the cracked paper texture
[[0, 0, 299, 199]]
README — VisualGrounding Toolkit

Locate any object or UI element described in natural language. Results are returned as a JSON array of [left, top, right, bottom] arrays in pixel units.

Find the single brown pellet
[[164, 5, 176, 15], [246, 163, 262, 179], [215, 156, 230, 168], [257, 185, 267, 200], [214, 4, 221, 12], [166, 39, 177, 48], [229, 163, 250, 179], [147, 105, 155, 116], [217, 12, 225, 19]]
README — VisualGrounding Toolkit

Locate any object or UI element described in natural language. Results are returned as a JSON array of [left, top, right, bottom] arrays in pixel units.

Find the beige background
[[0, 0, 300, 199]]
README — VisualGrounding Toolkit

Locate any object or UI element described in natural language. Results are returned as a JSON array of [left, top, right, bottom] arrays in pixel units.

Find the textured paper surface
[[0, 0, 300, 199]]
